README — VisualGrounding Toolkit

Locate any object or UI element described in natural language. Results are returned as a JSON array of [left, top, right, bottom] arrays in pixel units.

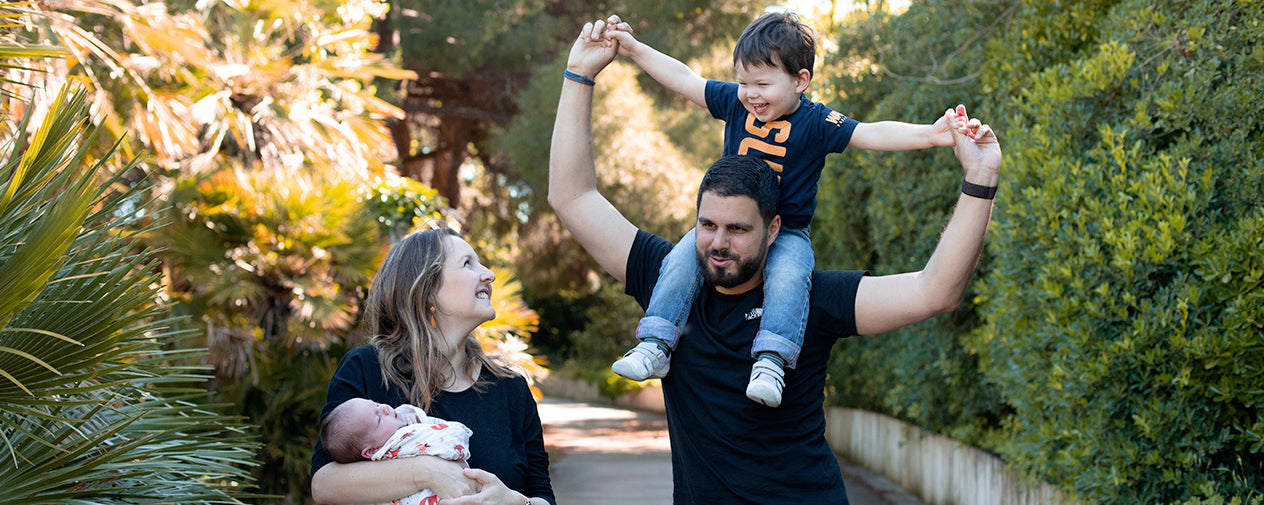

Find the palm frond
[[0, 87, 98, 334], [0, 83, 257, 504], [0, 44, 68, 60]]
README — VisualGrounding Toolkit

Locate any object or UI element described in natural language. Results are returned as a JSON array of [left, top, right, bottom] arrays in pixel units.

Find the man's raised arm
[[548, 19, 639, 283], [853, 106, 1002, 335]]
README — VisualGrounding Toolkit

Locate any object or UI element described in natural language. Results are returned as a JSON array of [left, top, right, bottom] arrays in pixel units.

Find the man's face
[[694, 192, 777, 295]]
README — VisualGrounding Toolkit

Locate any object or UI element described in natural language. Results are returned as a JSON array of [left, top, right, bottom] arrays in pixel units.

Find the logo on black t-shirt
[[744, 307, 763, 320], [825, 110, 849, 127]]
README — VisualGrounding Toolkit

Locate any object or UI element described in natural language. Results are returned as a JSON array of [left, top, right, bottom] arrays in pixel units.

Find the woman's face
[[432, 236, 497, 335]]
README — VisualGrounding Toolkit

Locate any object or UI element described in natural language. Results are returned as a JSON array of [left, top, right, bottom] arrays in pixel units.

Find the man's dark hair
[[697, 155, 780, 226], [733, 11, 815, 78]]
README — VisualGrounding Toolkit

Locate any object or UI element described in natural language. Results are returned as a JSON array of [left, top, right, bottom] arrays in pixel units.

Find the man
[[549, 20, 1001, 505]]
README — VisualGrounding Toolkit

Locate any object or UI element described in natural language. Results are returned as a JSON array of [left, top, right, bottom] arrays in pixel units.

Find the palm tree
[[0, 80, 256, 505], [8, 2, 420, 499], [3, 3, 549, 501], [17, 0, 412, 178]]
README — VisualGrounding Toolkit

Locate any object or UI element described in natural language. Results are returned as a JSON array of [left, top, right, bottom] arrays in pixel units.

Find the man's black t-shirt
[[626, 230, 866, 505]]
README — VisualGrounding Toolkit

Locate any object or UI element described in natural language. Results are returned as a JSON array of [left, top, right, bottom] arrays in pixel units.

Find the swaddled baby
[[320, 398, 473, 505]]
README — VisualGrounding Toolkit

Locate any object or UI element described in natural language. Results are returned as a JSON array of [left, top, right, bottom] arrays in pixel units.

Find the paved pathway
[[538, 397, 922, 505]]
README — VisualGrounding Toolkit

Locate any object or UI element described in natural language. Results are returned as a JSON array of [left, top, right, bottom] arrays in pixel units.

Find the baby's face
[[343, 398, 422, 449]]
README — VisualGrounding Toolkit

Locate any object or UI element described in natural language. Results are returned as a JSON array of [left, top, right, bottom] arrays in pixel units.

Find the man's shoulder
[[810, 268, 867, 286], [629, 229, 672, 265], [806, 269, 868, 333], [624, 230, 673, 306], [807, 269, 867, 298]]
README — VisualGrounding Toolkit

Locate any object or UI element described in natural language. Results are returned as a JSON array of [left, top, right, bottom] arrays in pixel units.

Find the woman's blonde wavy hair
[[364, 228, 513, 409]]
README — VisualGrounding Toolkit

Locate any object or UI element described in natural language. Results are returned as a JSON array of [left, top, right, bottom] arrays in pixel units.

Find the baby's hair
[[733, 11, 816, 79], [320, 401, 371, 464]]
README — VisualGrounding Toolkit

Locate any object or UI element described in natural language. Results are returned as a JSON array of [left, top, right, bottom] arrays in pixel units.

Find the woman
[[310, 228, 554, 505]]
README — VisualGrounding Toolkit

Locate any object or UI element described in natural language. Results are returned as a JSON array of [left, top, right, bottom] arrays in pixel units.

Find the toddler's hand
[[603, 14, 633, 37], [929, 112, 954, 147], [948, 104, 982, 140], [601, 14, 636, 56]]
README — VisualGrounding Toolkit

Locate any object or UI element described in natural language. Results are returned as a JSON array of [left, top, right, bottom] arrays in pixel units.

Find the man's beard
[[696, 241, 768, 289]]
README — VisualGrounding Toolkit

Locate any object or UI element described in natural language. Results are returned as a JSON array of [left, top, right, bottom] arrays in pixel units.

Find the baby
[[319, 398, 473, 505]]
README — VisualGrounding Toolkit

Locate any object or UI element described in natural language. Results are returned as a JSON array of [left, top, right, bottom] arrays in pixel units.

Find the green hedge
[[817, 1, 1263, 503], [817, 0, 1012, 449]]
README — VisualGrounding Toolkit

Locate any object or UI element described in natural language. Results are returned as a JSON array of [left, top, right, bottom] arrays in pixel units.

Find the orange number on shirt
[[738, 114, 790, 172]]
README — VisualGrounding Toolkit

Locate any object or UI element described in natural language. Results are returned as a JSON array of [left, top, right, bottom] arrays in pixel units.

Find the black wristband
[[961, 180, 997, 199]]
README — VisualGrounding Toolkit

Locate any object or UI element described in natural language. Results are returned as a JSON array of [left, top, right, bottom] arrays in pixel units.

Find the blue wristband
[[563, 69, 596, 86]]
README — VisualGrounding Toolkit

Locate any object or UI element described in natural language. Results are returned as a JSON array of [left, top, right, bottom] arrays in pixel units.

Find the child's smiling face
[[734, 58, 810, 123]]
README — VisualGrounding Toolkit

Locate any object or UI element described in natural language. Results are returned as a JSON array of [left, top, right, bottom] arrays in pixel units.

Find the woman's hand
[[442, 469, 529, 505], [417, 457, 478, 499]]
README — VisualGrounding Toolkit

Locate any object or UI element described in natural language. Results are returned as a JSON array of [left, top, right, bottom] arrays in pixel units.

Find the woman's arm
[[311, 455, 474, 504], [521, 388, 555, 504]]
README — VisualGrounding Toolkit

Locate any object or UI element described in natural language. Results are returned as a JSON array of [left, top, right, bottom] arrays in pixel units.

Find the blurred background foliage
[[3, 0, 1261, 504]]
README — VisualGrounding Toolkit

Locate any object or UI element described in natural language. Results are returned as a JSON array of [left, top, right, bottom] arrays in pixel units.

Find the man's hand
[[853, 105, 1001, 336], [945, 104, 1001, 186], [567, 19, 621, 80], [549, 18, 642, 284]]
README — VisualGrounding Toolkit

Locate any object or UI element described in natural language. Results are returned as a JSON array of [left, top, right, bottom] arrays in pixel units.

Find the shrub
[[817, 1, 1264, 503], [975, 2, 1264, 502]]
